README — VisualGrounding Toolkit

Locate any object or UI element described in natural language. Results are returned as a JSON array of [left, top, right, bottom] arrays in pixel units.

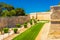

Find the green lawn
[[39, 20, 49, 23], [12, 22, 45, 40]]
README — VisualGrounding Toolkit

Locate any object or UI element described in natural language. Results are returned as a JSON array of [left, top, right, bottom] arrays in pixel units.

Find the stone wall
[[30, 12, 51, 20], [49, 6, 60, 38], [0, 15, 30, 28], [51, 6, 60, 19]]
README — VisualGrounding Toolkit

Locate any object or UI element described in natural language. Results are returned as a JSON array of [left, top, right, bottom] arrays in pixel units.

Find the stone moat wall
[[0, 15, 30, 28]]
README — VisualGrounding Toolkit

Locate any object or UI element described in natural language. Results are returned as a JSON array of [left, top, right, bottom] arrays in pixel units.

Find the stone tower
[[48, 5, 60, 39]]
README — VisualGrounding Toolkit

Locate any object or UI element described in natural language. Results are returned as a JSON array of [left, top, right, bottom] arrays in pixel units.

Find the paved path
[[4, 28, 28, 40], [35, 22, 50, 40], [3, 23, 31, 40]]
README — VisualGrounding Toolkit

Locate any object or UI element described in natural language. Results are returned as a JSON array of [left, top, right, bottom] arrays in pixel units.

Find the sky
[[0, 0, 60, 14]]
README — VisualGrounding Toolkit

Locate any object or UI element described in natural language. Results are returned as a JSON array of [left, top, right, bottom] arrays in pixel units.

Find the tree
[[0, 2, 26, 17], [4, 6, 14, 11], [0, 2, 14, 11], [0, 2, 15, 16], [10, 10, 16, 16], [46, 10, 50, 12], [1, 10, 16, 17], [1, 10, 11, 17], [15, 8, 25, 16]]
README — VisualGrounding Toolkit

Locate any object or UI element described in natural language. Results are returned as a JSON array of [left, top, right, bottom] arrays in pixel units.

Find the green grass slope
[[12, 22, 45, 40]]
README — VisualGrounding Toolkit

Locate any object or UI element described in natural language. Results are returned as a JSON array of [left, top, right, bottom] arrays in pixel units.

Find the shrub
[[16, 24, 21, 28], [13, 28, 18, 33], [24, 24, 27, 28], [23, 22, 27, 28], [37, 20, 40, 21], [3, 28, 9, 33], [30, 19, 32, 25], [34, 19, 37, 23], [24, 22, 27, 24]]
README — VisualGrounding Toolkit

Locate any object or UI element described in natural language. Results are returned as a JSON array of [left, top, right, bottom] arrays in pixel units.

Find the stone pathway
[[47, 24, 60, 40], [3, 23, 31, 40], [4, 28, 28, 40], [35, 22, 50, 40], [36, 22, 60, 40], [0, 29, 14, 40]]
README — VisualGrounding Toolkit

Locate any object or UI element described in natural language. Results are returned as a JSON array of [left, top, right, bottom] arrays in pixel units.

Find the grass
[[39, 20, 49, 23], [12, 22, 45, 40]]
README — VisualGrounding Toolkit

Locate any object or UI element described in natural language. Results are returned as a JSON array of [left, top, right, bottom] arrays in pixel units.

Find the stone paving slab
[[35, 22, 50, 40]]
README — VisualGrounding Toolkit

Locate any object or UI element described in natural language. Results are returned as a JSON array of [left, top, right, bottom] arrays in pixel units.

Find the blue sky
[[0, 0, 60, 14]]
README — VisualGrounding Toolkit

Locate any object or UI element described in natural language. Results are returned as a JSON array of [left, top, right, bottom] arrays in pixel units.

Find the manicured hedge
[[3, 28, 9, 33], [13, 28, 18, 33], [30, 19, 32, 25], [24, 24, 27, 28], [16, 24, 21, 28], [24, 22, 27, 28]]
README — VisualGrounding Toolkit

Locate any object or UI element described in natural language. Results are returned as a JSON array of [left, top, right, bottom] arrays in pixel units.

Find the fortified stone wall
[[51, 6, 60, 30], [0, 15, 30, 28], [30, 12, 51, 20], [48, 6, 60, 39], [51, 6, 60, 19]]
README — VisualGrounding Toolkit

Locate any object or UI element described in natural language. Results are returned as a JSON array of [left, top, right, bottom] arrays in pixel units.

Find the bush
[[24, 24, 27, 28], [34, 19, 37, 23], [16, 24, 21, 28], [24, 22, 27, 24], [13, 28, 18, 33], [30, 19, 32, 25], [3, 28, 9, 33], [37, 20, 40, 21]]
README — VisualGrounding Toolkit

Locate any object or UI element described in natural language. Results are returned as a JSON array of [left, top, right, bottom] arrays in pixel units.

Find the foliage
[[30, 19, 32, 25], [13, 28, 18, 33], [16, 24, 21, 28], [3, 28, 9, 33], [1, 10, 11, 17], [10, 10, 16, 16], [33, 19, 37, 23], [12, 22, 45, 40], [0, 2, 26, 17], [37, 20, 40, 21], [24, 22, 27, 24], [15, 8, 25, 16], [24, 22, 27, 28], [24, 24, 27, 28], [46, 10, 50, 12]]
